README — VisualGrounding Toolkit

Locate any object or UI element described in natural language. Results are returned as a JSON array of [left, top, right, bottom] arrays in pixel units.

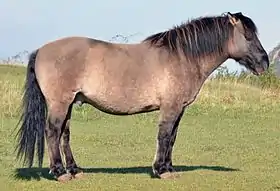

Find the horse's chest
[[182, 81, 204, 107]]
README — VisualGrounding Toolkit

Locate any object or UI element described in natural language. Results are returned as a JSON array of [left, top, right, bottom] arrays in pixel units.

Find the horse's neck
[[197, 54, 228, 80]]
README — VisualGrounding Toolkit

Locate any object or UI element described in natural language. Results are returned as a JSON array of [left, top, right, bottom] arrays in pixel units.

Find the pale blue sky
[[0, 0, 279, 71]]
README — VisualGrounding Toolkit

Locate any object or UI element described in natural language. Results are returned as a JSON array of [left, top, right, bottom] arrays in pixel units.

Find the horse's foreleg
[[152, 104, 184, 179], [165, 109, 185, 172], [60, 103, 83, 179], [45, 103, 72, 182]]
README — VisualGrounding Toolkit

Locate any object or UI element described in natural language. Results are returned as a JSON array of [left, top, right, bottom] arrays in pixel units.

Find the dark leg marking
[[45, 114, 67, 178], [45, 103, 74, 182], [153, 105, 184, 178], [60, 103, 83, 178], [165, 109, 185, 172]]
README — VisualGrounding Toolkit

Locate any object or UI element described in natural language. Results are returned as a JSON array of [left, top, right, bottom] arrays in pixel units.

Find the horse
[[15, 12, 269, 182]]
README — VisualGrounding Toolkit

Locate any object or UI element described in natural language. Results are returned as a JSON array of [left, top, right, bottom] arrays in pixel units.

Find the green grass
[[1, 64, 280, 190]]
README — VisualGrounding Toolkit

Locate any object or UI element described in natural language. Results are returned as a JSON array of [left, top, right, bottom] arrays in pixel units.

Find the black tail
[[15, 49, 47, 168]]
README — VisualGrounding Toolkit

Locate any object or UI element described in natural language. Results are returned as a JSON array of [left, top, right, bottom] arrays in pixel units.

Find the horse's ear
[[227, 12, 239, 26], [227, 12, 246, 34]]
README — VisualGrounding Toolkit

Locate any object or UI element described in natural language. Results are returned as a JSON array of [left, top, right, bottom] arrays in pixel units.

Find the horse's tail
[[15, 49, 47, 168]]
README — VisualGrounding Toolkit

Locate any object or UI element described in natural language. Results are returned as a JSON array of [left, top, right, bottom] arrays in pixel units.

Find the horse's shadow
[[12, 165, 240, 181]]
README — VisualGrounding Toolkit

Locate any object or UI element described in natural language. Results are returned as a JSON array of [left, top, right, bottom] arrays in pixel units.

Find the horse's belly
[[80, 91, 160, 115]]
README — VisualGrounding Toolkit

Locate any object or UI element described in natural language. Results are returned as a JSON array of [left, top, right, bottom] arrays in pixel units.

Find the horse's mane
[[143, 12, 258, 59]]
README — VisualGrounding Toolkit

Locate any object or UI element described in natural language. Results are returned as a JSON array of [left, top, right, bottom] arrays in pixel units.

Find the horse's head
[[227, 12, 269, 75]]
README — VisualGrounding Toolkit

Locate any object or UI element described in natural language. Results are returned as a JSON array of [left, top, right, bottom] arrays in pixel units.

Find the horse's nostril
[[261, 55, 269, 69]]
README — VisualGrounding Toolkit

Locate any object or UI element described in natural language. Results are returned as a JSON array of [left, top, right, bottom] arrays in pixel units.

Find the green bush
[[214, 62, 280, 89]]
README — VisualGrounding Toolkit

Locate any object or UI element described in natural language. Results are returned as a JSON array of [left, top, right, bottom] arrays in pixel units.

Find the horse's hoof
[[159, 172, 181, 179], [73, 171, 84, 179], [57, 173, 72, 182]]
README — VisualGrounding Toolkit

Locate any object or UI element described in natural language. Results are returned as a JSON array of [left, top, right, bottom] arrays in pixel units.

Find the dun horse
[[15, 12, 269, 181]]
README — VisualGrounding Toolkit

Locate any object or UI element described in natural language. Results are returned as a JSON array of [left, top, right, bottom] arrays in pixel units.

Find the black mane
[[143, 12, 258, 59]]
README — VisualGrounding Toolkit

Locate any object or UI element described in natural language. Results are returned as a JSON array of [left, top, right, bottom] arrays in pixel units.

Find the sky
[[0, 0, 279, 71]]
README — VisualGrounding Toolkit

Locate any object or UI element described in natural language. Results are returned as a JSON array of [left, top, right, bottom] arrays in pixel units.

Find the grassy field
[[1, 64, 280, 190]]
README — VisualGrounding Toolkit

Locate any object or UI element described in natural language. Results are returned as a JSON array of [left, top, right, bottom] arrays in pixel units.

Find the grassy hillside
[[1, 64, 280, 190]]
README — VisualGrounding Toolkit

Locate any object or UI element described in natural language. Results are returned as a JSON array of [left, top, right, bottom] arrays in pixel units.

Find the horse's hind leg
[[45, 102, 73, 182], [152, 103, 184, 179], [60, 103, 83, 178]]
